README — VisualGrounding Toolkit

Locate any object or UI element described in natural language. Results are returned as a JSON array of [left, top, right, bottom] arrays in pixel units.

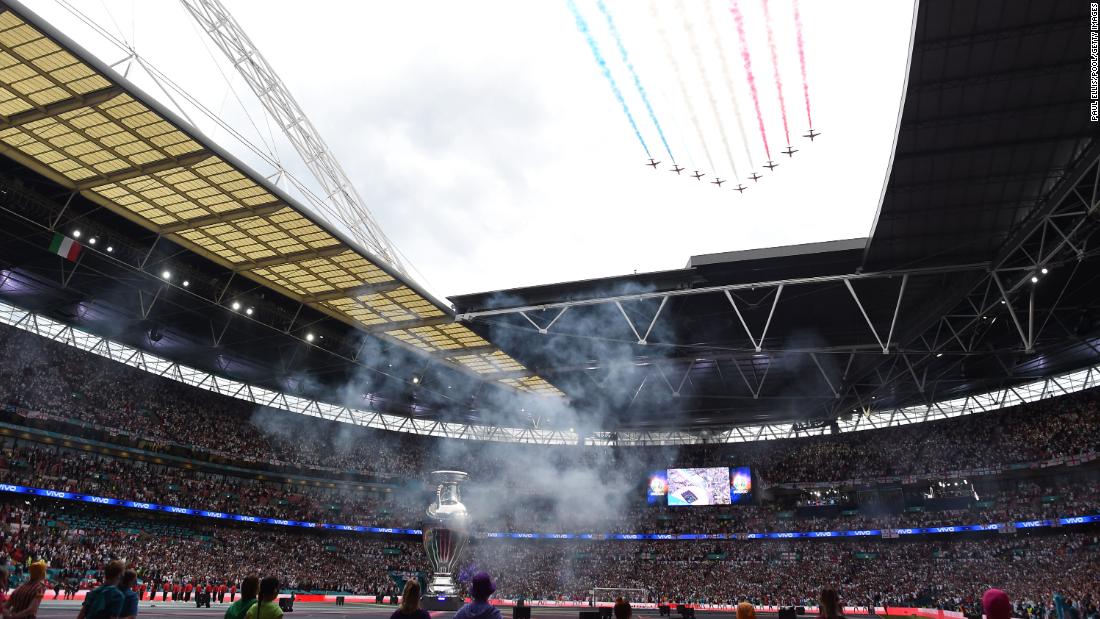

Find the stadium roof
[[451, 0, 1100, 434], [0, 0, 559, 398], [0, 0, 1097, 443]]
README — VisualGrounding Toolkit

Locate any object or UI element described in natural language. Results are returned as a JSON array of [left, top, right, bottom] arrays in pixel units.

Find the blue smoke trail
[[567, 0, 650, 158], [596, 0, 674, 163]]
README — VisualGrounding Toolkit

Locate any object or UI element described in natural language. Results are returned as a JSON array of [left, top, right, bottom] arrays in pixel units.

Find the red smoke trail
[[730, 0, 770, 161], [793, 0, 813, 128], [761, 0, 790, 146]]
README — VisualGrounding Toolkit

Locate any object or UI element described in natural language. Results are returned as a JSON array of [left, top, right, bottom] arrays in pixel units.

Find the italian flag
[[48, 232, 82, 262]]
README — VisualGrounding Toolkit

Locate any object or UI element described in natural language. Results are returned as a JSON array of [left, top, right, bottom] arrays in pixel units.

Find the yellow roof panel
[[383, 322, 490, 354], [453, 350, 525, 374], [0, 5, 561, 398], [253, 250, 394, 299], [499, 376, 564, 396]]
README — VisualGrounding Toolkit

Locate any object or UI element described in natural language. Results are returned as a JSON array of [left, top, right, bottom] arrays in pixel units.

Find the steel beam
[[362, 315, 455, 333], [456, 263, 986, 321], [160, 201, 286, 234], [301, 280, 404, 303], [725, 285, 783, 353], [75, 150, 214, 190], [0, 86, 123, 130], [233, 244, 348, 272]]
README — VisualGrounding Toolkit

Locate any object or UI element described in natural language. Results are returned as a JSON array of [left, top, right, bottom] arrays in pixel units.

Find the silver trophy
[[422, 470, 469, 608]]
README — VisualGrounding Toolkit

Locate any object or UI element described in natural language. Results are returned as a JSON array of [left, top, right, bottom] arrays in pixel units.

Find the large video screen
[[668, 467, 730, 506], [654, 467, 753, 506], [646, 470, 668, 505], [729, 466, 753, 502]]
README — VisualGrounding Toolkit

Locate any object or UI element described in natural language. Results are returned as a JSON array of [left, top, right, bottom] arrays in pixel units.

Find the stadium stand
[[0, 0, 1096, 615], [0, 320, 1097, 614], [2, 321, 1098, 489]]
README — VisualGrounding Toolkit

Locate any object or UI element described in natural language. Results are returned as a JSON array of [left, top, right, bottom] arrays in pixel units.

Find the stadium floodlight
[[161, 270, 171, 280], [245, 307, 253, 316], [72, 229, 81, 238], [231, 301, 241, 311], [182, 280, 190, 287], [106, 245, 114, 253], [1041, 267, 1049, 274], [88, 238, 96, 245], [1031, 276, 1039, 283], [411, 376, 420, 384], [306, 333, 315, 342]]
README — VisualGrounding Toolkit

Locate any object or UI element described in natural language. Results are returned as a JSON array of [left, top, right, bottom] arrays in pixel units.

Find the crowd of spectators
[[0, 438, 1096, 535], [467, 535, 1100, 610], [0, 325, 418, 481], [1, 498, 1097, 613], [0, 440, 425, 529], [2, 323, 1099, 493], [0, 501, 418, 596], [1, 322, 1100, 614]]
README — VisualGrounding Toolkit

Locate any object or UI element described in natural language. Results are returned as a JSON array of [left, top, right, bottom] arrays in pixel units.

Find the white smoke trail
[[648, 0, 716, 174], [704, 1, 755, 171], [656, 80, 699, 171], [676, 0, 739, 181]]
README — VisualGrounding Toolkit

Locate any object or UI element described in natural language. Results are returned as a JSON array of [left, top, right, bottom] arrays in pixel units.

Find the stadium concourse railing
[[1, 299, 1099, 446], [2, 481, 1098, 541]]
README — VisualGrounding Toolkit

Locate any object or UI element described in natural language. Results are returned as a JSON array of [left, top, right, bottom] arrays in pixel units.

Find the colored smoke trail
[[705, 2, 755, 171], [730, 0, 770, 160], [793, 0, 813, 128], [761, 0, 790, 145], [677, 0, 738, 180], [567, 0, 650, 157], [649, 0, 715, 172], [597, 0, 674, 162]]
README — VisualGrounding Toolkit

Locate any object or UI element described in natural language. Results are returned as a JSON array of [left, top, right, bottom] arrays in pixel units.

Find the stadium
[[0, 1, 1096, 619]]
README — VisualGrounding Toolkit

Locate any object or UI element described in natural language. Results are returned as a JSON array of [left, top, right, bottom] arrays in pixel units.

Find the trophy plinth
[[421, 470, 468, 611]]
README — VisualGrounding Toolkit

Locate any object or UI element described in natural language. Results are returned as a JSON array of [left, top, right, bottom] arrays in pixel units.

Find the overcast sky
[[28, 0, 916, 302]]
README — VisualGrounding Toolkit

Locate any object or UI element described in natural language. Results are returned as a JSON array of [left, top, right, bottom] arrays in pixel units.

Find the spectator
[[454, 572, 502, 619], [78, 560, 126, 619], [0, 566, 8, 611], [244, 577, 282, 619], [225, 577, 259, 619], [7, 561, 47, 619], [983, 590, 1012, 619], [119, 571, 138, 619], [737, 603, 756, 619], [819, 589, 844, 619], [390, 581, 429, 619], [614, 598, 632, 619]]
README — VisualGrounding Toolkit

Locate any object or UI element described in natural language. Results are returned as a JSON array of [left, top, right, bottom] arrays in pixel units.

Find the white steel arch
[[178, 0, 405, 274]]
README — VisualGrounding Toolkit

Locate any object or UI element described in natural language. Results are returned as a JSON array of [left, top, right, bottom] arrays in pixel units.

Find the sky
[[26, 0, 917, 302]]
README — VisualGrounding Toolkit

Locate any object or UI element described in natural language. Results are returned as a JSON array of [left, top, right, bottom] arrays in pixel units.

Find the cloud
[[31, 0, 915, 299]]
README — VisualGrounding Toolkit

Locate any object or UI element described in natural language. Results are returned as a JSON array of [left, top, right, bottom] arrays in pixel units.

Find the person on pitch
[[453, 572, 502, 619]]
